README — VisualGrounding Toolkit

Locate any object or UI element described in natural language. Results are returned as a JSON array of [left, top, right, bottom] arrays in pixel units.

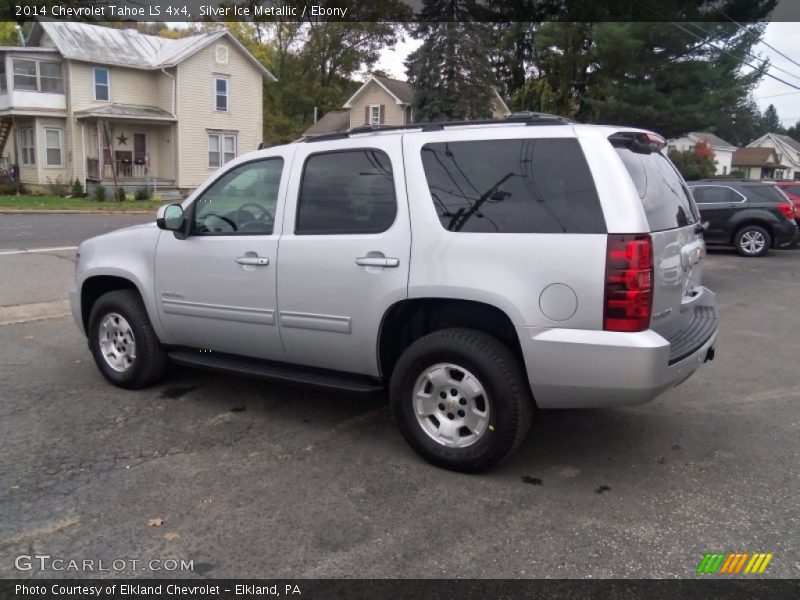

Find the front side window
[[19, 127, 35, 166], [13, 59, 37, 91], [208, 132, 237, 168], [421, 138, 605, 233], [44, 128, 63, 167], [296, 149, 396, 235], [193, 158, 283, 235], [94, 68, 110, 101], [215, 77, 228, 111]]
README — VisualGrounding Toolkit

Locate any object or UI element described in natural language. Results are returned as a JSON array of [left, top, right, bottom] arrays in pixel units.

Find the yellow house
[[0, 20, 275, 195], [303, 74, 511, 138]]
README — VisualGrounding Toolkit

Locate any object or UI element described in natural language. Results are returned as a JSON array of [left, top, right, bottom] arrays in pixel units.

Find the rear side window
[[743, 184, 791, 204], [420, 138, 605, 233], [296, 149, 396, 235], [690, 186, 741, 204], [615, 148, 698, 231]]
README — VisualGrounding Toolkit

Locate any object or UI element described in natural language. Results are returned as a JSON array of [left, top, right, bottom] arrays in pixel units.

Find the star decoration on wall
[[116, 133, 129, 146]]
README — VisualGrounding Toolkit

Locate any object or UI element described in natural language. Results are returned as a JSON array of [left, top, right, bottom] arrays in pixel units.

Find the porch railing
[[86, 156, 151, 181]]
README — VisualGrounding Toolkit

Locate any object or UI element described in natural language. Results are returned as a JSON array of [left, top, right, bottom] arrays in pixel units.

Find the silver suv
[[70, 116, 718, 472]]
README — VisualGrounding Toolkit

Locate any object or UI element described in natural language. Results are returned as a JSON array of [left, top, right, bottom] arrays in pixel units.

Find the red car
[[774, 181, 800, 226]]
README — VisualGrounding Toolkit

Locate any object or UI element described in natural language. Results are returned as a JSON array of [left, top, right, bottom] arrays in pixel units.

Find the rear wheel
[[88, 290, 167, 389], [390, 328, 533, 473], [734, 225, 771, 257]]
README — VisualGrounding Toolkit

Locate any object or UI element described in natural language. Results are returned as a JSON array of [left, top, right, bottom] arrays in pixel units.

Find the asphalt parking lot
[[0, 215, 798, 579]]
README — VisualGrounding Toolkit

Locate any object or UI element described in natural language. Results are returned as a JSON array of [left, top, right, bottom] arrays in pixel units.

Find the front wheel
[[734, 225, 771, 257], [88, 289, 167, 389], [390, 328, 533, 473]]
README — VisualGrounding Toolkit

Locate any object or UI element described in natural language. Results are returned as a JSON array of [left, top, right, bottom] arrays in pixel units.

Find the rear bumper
[[776, 222, 799, 248], [518, 290, 718, 409]]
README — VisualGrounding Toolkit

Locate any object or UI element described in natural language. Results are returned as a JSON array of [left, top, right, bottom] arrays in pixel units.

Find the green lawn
[[0, 195, 168, 212]]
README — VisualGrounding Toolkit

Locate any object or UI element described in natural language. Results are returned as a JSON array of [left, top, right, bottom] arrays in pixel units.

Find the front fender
[[75, 224, 165, 340]]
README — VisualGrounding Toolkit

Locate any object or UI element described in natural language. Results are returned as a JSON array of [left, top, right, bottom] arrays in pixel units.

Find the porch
[[75, 103, 177, 187]]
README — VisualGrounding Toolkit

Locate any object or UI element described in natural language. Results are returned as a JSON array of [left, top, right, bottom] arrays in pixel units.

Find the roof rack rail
[[305, 112, 574, 143]]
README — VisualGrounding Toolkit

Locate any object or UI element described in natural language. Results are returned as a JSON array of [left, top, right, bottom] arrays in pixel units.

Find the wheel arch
[[730, 218, 775, 247], [377, 298, 524, 380], [80, 275, 144, 336]]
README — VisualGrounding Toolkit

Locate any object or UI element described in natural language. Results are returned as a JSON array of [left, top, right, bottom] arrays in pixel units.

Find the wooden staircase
[[0, 117, 12, 161]]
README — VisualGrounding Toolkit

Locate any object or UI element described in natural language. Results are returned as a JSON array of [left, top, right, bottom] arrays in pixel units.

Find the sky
[[372, 20, 800, 131]]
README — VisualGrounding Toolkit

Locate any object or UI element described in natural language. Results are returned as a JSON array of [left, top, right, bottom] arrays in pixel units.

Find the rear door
[[276, 137, 410, 376], [614, 146, 705, 339], [689, 184, 745, 243]]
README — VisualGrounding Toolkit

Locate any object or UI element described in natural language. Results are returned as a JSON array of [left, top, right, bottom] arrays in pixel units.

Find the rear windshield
[[615, 147, 698, 232], [744, 184, 792, 204], [420, 138, 606, 233]]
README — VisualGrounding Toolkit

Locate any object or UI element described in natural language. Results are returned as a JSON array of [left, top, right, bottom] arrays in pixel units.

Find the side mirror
[[156, 204, 186, 238]]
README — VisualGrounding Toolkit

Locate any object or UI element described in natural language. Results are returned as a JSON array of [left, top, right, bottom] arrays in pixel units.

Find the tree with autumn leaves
[[668, 139, 718, 180]]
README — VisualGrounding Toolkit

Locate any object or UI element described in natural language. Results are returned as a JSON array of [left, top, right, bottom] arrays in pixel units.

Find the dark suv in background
[[687, 180, 799, 257]]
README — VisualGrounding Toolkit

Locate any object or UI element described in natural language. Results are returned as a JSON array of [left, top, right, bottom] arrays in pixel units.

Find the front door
[[154, 153, 289, 360], [277, 137, 410, 376], [133, 133, 147, 173]]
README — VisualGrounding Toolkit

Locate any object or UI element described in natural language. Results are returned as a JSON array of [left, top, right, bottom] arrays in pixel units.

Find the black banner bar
[[1, 579, 800, 600]]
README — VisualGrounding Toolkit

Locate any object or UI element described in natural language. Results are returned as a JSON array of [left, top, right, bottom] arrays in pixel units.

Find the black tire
[[734, 224, 771, 257], [88, 289, 167, 389], [389, 328, 533, 473]]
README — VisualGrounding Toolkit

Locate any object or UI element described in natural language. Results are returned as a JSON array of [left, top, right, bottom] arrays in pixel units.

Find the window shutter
[[364, 106, 369, 124], [380, 104, 385, 124]]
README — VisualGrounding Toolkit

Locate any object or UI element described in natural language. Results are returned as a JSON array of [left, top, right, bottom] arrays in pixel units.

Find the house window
[[370, 105, 381, 125], [215, 77, 228, 111], [0, 62, 6, 92], [19, 127, 35, 166], [13, 59, 38, 91], [44, 128, 63, 167], [93, 68, 110, 101], [722, 166, 727, 175], [12, 59, 63, 93], [39, 62, 64, 93], [208, 132, 237, 168]]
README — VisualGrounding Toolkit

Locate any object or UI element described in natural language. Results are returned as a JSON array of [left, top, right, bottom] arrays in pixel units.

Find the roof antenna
[[15, 24, 25, 47]]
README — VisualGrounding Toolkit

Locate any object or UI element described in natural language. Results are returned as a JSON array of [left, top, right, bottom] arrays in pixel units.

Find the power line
[[721, 12, 800, 72], [685, 22, 800, 85], [630, 0, 800, 93], [667, 21, 800, 93], [754, 91, 800, 100]]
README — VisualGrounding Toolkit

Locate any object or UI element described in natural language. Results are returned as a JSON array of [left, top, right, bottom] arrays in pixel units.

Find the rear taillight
[[604, 234, 654, 332], [778, 202, 795, 221]]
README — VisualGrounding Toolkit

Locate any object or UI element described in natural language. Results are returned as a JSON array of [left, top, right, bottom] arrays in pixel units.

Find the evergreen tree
[[405, 0, 496, 121], [759, 104, 784, 134]]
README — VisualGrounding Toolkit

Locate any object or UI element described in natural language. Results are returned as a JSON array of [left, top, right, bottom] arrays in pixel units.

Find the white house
[[666, 132, 737, 176], [747, 133, 800, 180]]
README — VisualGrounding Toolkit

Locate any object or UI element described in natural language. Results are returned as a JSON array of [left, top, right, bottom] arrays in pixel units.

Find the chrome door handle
[[355, 256, 400, 268], [235, 256, 270, 266]]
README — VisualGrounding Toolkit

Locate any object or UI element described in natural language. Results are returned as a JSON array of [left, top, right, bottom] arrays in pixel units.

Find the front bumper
[[518, 291, 718, 409], [68, 285, 83, 333]]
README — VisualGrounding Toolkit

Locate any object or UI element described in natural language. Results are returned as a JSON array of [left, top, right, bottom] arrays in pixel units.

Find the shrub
[[46, 176, 68, 197], [134, 186, 151, 201], [71, 178, 85, 198], [93, 186, 107, 201], [115, 187, 127, 202]]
